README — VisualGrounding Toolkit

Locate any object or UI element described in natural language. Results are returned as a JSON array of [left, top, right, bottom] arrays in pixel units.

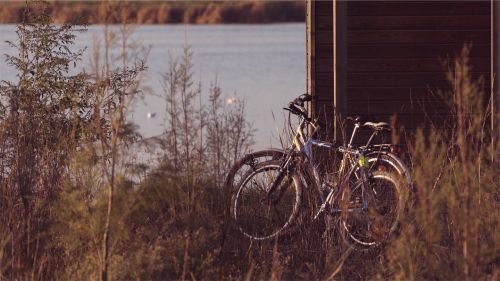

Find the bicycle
[[225, 127, 413, 202], [226, 94, 408, 250]]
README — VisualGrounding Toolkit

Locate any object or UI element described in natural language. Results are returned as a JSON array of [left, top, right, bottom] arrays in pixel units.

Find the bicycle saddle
[[363, 122, 391, 131]]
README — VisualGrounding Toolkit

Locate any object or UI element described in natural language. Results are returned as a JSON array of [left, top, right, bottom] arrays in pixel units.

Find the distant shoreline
[[0, 1, 305, 24]]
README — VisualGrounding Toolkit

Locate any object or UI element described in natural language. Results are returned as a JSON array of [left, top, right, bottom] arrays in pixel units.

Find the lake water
[[0, 24, 306, 149]]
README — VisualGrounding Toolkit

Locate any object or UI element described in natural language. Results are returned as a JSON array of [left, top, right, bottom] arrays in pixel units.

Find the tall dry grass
[[375, 46, 499, 281]]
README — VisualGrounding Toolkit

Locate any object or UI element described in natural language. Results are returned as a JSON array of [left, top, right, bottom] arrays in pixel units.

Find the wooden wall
[[307, 0, 335, 140], [496, 1, 500, 136], [307, 0, 495, 142], [347, 0, 491, 131]]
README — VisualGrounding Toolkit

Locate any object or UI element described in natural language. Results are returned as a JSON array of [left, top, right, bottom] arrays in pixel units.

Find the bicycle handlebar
[[286, 102, 304, 115], [284, 94, 326, 128], [293, 93, 313, 106], [284, 94, 311, 118], [285, 95, 392, 132]]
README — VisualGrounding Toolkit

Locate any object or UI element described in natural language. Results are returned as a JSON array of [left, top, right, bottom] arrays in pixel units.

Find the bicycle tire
[[232, 160, 302, 240], [366, 151, 413, 191], [224, 149, 286, 193], [339, 170, 404, 250]]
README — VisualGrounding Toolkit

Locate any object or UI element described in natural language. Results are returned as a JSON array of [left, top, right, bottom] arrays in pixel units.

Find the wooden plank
[[315, 1, 332, 16], [341, 112, 451, 126], [315, 31, 333, 46], [311, 0, 493, 134], [306, 0, 315, 112], [347, 1, 490, 17], [315, 43, 333, 57], [347, 72, 448, 87], [347, 76, 492, 89], [312, 111, 453, 133], [315, 105, 451, 128], [347, 101, 412, 114], [315, 86, 333, 96], [314, 102, 335, 122], [317, 102, 449, 117], [346, 58, 491, 73], [347, 86, 490, 105], [316, 15, 332, 31], [314, 103, 334, 118], [496, 0, 500, 129], [316, 83, 333, 95], [348, 75, 491, 88], [347, 44, 491, 59], [316, 73, 334, 87], [347, 100, 449, 114], [348, 30, 490, 45], [346, 87, 445, 102], [314, 58, 490, 73], [348, 15, 490, 31], [335, 0, 348, 128]]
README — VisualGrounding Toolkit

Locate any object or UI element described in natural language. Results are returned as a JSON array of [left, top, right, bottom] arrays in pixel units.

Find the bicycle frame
[[277, 115, 387, 219], [230, 95, 409, 243]]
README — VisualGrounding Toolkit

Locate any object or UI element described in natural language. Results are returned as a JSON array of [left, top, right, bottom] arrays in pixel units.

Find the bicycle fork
[[261, 156, 294, 204]]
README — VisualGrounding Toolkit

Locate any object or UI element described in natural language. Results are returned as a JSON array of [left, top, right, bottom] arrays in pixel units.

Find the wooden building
[[306, 0, 499, 141]]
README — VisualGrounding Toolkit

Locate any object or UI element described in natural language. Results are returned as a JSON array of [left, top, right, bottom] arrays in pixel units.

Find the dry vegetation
[[0, 1, 305, 24], [0, 2, 498, 281]]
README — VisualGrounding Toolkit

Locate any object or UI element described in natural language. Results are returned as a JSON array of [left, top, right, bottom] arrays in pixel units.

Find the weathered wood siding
[[308, 0, 495, 141], [496, 1, 500, 134], [307, 0, 335, 139], [346, 1, 491, 131]]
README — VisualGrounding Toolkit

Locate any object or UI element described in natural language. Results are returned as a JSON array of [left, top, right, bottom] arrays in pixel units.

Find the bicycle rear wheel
[[232, 160, 301, 240], [225, 149, 286, 193], [339, 170, 404, 250], [366, 152, 413, 191]]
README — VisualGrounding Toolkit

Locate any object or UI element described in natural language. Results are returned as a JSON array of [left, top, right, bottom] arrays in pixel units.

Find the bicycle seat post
[[364, 129, 379, 150], [348, 123, 360, 149]]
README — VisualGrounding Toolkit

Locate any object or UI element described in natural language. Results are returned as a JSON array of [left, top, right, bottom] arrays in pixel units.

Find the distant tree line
[[0, 1, 305, 24]]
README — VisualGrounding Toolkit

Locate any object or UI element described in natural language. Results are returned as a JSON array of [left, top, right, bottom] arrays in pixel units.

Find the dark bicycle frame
[[265, 112, 394, 220]]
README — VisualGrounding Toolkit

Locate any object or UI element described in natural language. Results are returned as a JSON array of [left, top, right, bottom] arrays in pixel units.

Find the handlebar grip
[[299, 93, 312, 102], [287, 102, 302, 115], [292, 98, 304, 107], [292, 94, 314, 107]]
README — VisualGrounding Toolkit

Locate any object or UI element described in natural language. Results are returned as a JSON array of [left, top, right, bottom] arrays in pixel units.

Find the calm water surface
[[0, 24, 306, 149]]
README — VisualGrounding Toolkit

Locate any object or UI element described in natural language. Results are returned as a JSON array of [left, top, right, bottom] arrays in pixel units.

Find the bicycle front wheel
[[339, 170, 404, 250], [232, 160, 302, 240]]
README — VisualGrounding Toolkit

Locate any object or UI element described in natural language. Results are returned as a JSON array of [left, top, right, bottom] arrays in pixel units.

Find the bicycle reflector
[[358, 155, 369, 168]]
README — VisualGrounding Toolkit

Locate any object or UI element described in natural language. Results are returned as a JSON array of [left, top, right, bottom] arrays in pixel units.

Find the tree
[[0, 2, 145, 279], [0, 3, 97, 279]]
